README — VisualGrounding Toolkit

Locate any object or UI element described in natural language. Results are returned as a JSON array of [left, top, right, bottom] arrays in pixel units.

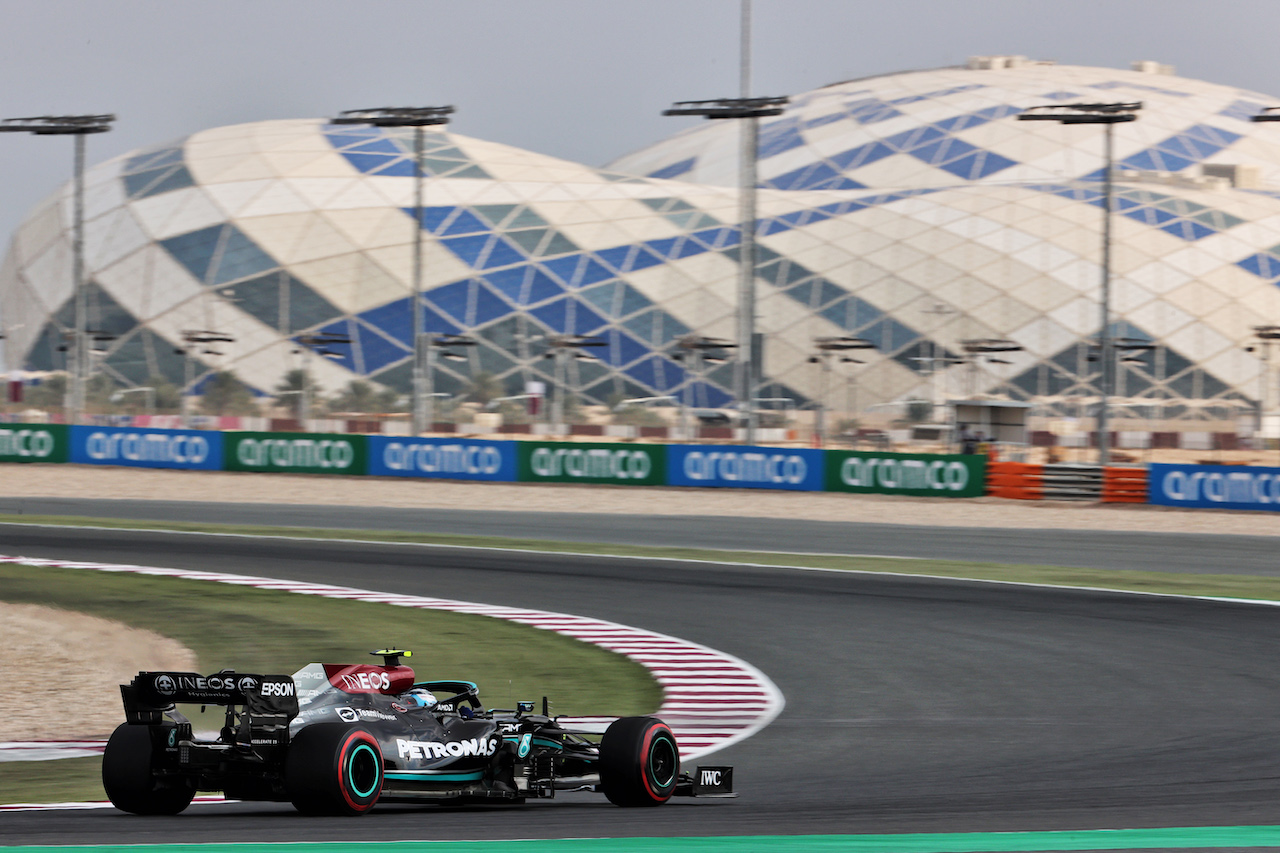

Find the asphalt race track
[[4, 495, 1280, 575], [4, 519, 1280, 844]]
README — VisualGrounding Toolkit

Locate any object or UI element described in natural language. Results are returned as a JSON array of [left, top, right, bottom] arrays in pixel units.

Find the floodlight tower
[[1017, 101, 1141, 468], [330, 106, 455, 435], [662, 96, 786, 444], [0, 114, 115, 424]]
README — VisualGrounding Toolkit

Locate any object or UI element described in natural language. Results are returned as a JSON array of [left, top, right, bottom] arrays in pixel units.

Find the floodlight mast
[[331, 106, 455, 435], [809, 336, 876, 447], [0, 114, 115, 425], [1017, 101, 1141, 469], [664, 95, 787, 445]]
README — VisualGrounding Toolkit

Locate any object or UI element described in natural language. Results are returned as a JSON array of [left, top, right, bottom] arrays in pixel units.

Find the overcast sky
[[2, 0, 1280, 244]]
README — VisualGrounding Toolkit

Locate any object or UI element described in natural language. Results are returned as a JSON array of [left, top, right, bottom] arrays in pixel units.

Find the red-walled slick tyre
[[598, 716, 679, 807], [285, 724, 383, 815]]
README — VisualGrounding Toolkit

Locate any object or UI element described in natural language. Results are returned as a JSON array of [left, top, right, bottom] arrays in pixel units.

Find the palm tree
[[464, 371, 504, 406], [330, 379, 399, 414], [275, 368, 321, 419], [199, 371, 260, 416]]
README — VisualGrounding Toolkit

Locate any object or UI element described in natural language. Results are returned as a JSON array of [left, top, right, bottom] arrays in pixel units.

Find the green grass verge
[[2, 512, 1280, 602], [0, 562, 661, 805]]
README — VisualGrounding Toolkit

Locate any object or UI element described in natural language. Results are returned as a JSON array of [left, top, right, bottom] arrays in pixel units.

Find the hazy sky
[[2, 0, 1280, 244]]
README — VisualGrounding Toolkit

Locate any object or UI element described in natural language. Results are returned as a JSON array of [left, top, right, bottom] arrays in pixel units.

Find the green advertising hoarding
[[0, 423, 68, 463], [824, 450, 985, 498], [517, 441, 665, 486], [224, 431, 367, 476]]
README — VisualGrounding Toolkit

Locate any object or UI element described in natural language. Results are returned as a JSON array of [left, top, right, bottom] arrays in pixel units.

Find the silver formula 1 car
[[104, 650, 734, 815]]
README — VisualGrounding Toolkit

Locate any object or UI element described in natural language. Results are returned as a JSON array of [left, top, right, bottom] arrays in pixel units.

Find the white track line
[[0, 552, 784, 810]]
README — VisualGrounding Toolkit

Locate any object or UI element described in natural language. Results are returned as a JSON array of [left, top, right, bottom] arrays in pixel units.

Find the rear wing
[[121, 671, 299, 746]]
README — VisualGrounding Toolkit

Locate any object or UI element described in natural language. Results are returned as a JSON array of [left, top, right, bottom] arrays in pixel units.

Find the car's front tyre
[[598, 716, 679, 807], [102, 723, 195, 815], [285, 724, 383, 815]]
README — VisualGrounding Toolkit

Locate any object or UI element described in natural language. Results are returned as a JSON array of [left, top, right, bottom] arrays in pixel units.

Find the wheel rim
[[346, 742, 381, 800], [647, 733, 677, 790]]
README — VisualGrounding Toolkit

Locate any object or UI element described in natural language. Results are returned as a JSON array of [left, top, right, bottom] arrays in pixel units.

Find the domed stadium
[[5, 56, 1280, 423]]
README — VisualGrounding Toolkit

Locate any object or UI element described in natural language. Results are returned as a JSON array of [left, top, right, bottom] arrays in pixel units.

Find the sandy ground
[[0, 463, 1278, 537], [0, 603, 196, 740]]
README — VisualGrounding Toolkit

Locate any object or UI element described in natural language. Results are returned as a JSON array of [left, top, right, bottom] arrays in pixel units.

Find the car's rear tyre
[[598, 716, 679, 807], [285, 724, 383, 816], [102, 723, 195, 815]]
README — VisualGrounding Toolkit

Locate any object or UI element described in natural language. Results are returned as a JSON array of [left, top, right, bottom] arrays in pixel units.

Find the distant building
[[4, 58, 1280, 420]]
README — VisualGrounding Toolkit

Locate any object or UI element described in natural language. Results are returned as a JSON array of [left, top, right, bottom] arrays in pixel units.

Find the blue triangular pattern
[[1219, 99, 1267, 122], [970, 150, 1017, 179], [429, 280, 471, 323], [626, 247, 663, 273], [646, 237, 678, 259], [529, 297, 570, 332], [595, 245, 635, 274], [482, 267, 527, 303], [910, 136, 978, 166], [883, 125, 947, 152], [758, 119, 806, 159], [1238, 253, 1280, 280], [212, 228, 277, 285], [372, 159, 417, 177], [352, 319, 411, 373], [604, 329, 649, 367], [159, 225, 223, 283], [343, 152, 399, 172], [472, 282, 514, 324], [541, 255, 582, 286], [624, 356, 663, 391], [346, 138, 401, 155], [526, 268, 566, 305], [570, 300, 610, 334], [480, 236, 528, 270], [440, 233, 490, 267], [441, 209, 491, 236], [673, 236, 709, 260], [647, 157, 696, 180]]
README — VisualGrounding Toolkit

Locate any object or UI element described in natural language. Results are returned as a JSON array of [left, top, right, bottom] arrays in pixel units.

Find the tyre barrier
[[1102, 467, 1149, 503], [986, 461, 1043, 500], [987, 463, 1147, 503]]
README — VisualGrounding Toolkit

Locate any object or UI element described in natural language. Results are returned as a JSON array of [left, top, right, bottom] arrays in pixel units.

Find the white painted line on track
[[0, 551, 785, 812]]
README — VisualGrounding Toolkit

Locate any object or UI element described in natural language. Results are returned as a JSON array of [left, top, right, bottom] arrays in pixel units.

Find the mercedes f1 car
[[103, 650, 734, 815]]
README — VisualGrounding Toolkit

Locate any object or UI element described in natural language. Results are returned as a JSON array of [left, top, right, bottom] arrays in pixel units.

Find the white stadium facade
[[5, 56, 1280, 423]]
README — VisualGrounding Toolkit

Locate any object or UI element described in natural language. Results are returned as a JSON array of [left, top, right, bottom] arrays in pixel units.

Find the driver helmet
[[402, 687, 437, 709]]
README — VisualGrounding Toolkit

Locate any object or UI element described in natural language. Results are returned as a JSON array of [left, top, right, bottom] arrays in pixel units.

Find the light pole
[[176, 330, 234, 428], [293, 332, 350, 428], [807, 336, 876, 446], [664, 95, 787, 445], [1018, 101, 1140, 468], [1248, 325, 1280, 444], [0, 114, 114, 425], [672, 334, 735, 436], [959, 338, 1023, 397], [331, 106, 455, 435], [543, 335, 606, 430], [422, 333, 475, 430]]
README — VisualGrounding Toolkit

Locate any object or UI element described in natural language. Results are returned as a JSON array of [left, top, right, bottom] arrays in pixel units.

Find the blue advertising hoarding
[[70, 425, 223, 470], [666, 444, 825, 491], [367, 436, 516, 481], [1149, 462, 1280, 511]]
